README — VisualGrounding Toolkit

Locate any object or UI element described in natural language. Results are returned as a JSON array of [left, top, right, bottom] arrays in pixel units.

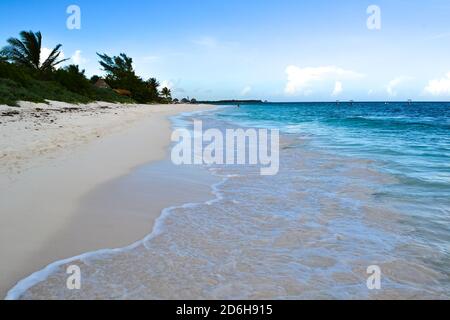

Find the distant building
[[94, 78, 111, 89]]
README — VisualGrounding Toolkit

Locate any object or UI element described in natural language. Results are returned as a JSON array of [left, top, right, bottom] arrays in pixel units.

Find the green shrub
[[0, 61, 36, 86], [0, 78, 39, 105], [90, 86, 134, 103], [0, 77, 90, 106], [53, 65, 93, 96]]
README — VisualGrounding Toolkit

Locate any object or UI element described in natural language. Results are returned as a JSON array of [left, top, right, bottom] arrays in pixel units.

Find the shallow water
[[11, 102, 450, 299]]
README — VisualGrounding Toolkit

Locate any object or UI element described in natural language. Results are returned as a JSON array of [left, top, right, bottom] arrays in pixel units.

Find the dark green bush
[[53, 65, 93, 96], [0, 61, 36, 86], [0, 77, 93, 106]]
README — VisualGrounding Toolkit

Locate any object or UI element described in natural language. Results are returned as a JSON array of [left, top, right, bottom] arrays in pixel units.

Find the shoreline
[[7, 160, 221, 300], [0, 101, 214, 298]]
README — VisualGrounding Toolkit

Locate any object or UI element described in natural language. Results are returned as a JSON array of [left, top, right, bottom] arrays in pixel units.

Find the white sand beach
[[0, 101, 213, 298]]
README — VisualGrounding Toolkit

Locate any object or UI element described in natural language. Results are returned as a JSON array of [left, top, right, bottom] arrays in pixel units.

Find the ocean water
[[9, 102, 450, 299]]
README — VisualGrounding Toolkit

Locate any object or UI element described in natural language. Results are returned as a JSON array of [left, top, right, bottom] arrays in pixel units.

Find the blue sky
[[1, 0, 450, 101]]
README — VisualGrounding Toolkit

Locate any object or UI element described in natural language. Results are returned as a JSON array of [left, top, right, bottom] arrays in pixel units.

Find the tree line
[[0, 30, 173, 105]]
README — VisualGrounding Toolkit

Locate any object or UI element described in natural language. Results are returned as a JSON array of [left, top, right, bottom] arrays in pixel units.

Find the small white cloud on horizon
[[241, 86, 252, 96], [285, 65, 363, 95], [424, 72, 450, 96], [40, 47, 65, 69], [332, 81, 343, 96], [386, 76, 413, 97], [430, 32, 450, 40], [368, 89, 374, 95], [71, 50, 88, 65]]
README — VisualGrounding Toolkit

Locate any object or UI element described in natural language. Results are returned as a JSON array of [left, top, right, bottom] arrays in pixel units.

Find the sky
[[1, 0, 450, 101]]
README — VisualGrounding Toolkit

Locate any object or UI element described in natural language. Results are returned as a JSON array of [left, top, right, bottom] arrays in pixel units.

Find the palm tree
[[161, 87, 172, 100], [97, 52, 134, 77], [146, 77, 160, 101], [147, 77, 160, 89], [1, 31, 68, 72]]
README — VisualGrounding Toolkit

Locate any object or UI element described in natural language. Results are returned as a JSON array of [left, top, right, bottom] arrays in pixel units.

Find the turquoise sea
[[180, 101, 450, 298]]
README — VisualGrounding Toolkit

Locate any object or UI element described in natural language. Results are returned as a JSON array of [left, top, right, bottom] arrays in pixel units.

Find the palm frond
[[40, 44, 68, 71], [19, 31, 41, 68], [0, 31, 66, 72]]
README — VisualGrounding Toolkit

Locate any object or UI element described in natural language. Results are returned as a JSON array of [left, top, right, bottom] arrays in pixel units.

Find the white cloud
[[160, 80, 174, 90], [193, 36, 219, 48], [192, 36, 237, 50], [368, 89, 374, 95], [71, 50, 88, 65], [284, 65, 363, 95], [142, 55, 159, 63], [158, 79, 186, 95], [386, 76, 412, 97], [424, 72, 450, 96], [332, 81, 343, 96], [241, 86, 252, 96], [40, 47, 65, 69]]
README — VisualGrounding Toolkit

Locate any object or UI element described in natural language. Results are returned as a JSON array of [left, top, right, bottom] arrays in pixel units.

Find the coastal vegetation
[[0, 30, 176, 106], [161, 87, 172, 101]]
